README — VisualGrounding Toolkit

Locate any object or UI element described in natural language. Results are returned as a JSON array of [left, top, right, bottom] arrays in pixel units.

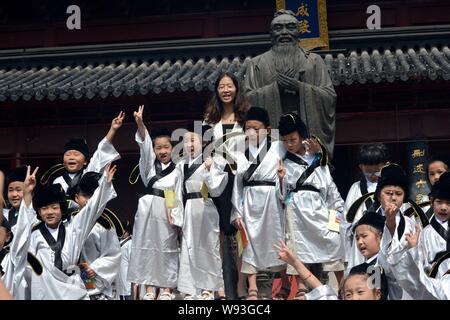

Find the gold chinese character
[[411, 149, 425, 159], [298, 20, 311, 34], [413, 163, 425, 174], [415, 179, 427, 189], [415, 194, 425, 204], [296, 4, 309, 17]]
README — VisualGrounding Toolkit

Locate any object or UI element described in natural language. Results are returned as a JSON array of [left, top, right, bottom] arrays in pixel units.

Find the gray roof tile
[[0, 47, 449, 101]]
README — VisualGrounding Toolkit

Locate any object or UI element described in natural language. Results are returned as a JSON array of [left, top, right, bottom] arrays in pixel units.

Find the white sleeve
[[68, 174, 117, 262], [135, 129, 156, 187], [203, 160, 228, 197], [90, 228, 122, 288], [170, 164, 184, 228], [85, 137, 121, 174], [230, 171, 244, 223], [324, 166, 344, 212], [381, 215, 417, 262]]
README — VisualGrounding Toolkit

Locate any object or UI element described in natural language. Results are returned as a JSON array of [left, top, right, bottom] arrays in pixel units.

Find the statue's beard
[[271, 43, 305, 75]]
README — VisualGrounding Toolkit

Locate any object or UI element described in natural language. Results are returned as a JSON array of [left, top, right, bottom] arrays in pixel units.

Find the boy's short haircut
[[358, 143, 389, 165]]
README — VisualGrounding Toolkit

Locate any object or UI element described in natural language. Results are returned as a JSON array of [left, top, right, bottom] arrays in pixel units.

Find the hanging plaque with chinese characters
[[276, 0, 330, 50], [407, 141, 430, 204]]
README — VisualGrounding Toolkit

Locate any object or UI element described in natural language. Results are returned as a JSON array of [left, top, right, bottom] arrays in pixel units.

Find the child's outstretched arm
[[86, 113, 122, 174], [133, 105, 157, 186], [106, 111, 125, 143], [274, 241, 323, 290]]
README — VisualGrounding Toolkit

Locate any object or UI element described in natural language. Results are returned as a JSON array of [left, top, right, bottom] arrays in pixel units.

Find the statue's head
[[270, 10, 299, 48]]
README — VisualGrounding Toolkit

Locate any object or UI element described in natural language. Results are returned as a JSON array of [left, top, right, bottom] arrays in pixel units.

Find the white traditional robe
[[231, 139, 286, 270], [385, 217, 449, 300], [127, 129, 181, 288], [15, 175, 116, 300], [117, 237, 132, 297], [176, 156, 228, 296], [379, 210, 419, 300], [53, 137, 120, 192], [80, 223, 121, 299], [280, 151, 344, 264]]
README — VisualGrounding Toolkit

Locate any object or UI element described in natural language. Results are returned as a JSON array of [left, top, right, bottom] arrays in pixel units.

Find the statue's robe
[[244, 49, 337, 157]]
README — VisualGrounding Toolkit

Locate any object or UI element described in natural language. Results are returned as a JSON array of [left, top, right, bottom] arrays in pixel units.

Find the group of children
[[1, 73, 449, 301]]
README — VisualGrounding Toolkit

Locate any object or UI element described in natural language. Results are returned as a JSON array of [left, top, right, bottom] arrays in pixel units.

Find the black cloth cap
[[375, 163, 409, 202], [33, 184, 68, 218], [353, 211, 386, 233], [6, 166, 27, 187], [64, 138, 89, 159], [429, 171, 450, 201], [78, 172, 101, 196], [67, 172, 101, 199], [278, 113, 309, 138], [150, 128, 172, 140], [0, 218, 13, 246], [244, 106, 270, 127]]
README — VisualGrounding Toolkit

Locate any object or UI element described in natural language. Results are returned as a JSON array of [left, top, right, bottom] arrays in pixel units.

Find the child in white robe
[[277, 113, 345, 298], [2, 167, 27, 232], [176, 122, 228, 300], [14, 164, 117, 300], [230, 106, 286, 300], [342, 144, 389, 270], [376, 163, 424, 300], [68, 172, 121, 300], [385, 172, 450, 300], [127, 105, 181, 300], [50, 112, 123, 193]]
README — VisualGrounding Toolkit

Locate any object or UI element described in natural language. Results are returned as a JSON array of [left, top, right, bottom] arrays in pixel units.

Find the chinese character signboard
[[407, 141, 430, 204], [276, 0, 330, 50]]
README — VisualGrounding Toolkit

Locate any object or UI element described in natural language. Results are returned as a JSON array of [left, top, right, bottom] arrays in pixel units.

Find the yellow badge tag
[[164, 189, 176, 208], [200, 183, 209, 200], [327, 209, 341, 233]]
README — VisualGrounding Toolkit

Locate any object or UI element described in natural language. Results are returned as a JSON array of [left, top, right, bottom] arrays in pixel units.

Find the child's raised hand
[[304, 138, 321, 155], [105, 163, 117, 183], [405, 224, 421, 248], [385, 202, 398, 220], [204, 157, 213, 171], [277, 159, 286, 180], [111, 111, 125, 130], [133, 105, 145, 124], [384, 202, 398, 236], [24, 166, 39, 194], [274, 240, 297, 266]]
